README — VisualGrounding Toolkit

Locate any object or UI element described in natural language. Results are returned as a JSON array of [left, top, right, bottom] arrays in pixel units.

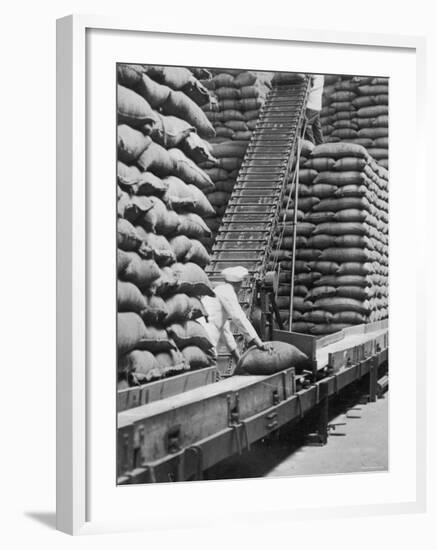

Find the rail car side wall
[[118, 323, 388, 483]]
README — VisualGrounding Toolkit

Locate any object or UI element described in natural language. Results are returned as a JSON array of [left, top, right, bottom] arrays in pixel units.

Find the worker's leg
[[312, 112, 324, 145], [305, 123, 315, 144], [304, 108, 317, 144]]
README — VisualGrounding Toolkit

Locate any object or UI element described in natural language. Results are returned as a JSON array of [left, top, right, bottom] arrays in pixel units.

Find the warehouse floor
[[205, 391, 388, 480]]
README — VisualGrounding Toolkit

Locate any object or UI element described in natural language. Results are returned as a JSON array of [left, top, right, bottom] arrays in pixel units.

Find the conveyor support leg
[[306, 380, 329, 446], [369, 358, 378, 403]]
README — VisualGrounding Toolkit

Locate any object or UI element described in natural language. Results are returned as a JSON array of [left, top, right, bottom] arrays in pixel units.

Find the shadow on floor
[[25, 511, 56, 530], [205, 382, 383, 480]]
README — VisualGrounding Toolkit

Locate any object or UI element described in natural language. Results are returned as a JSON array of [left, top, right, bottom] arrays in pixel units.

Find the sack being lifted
[[234, 341, 309, 375]]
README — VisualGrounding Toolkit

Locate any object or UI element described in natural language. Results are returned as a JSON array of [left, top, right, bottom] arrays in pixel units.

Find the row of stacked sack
[[116, 64, 228, 387], [270, 141, 388, 336], [198, 70, 273, 248], [320, 75, 389, 169]]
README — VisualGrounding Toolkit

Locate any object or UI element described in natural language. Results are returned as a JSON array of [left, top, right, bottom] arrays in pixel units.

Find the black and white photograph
[[116, 64, 389, 484], [0, 0, 432, 542]]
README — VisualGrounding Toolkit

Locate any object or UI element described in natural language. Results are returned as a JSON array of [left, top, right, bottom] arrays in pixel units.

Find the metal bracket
[[232, 421, 250, 455], [306, 380, 329, 446], [368, 359, 378, 402], [227, 392, 241, 427], [272, 389, 280, 406], [166, 425, 182, 454], [296, 393, 304, 418], [226, 392, 251, 455], [265, 411, 279, 431], [332, 372, 339, 395]]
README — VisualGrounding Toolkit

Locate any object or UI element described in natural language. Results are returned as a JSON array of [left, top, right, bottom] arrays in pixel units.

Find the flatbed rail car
[[117, 320, 388, 484]]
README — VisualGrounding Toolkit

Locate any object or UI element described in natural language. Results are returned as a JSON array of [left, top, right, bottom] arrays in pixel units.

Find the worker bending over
[[305, 74, 324, 145], [199, 266, 269, 364]]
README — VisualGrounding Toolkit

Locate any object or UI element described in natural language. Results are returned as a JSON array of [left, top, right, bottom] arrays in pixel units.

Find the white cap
[[221, 266, 249, 283]]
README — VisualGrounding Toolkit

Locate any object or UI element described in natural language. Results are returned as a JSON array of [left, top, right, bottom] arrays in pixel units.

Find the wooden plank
[[317, 328, 388, 369], [236, 368, 295, 419], [117, 367, 219, 412], [329, 344, 363, 373], [120, 389, 232, 468], [317, 320, 388, 353], [328, 333, 388, 373], [118, 374, 264, 425], [117, 369, 295, 467], [122, 381, 320, 483], [120, 427, 243, 483], [365, 319, 388, 333], [121, 389, 315, 483], [336, 364, 360, 391], [316, 330, 347, 350]]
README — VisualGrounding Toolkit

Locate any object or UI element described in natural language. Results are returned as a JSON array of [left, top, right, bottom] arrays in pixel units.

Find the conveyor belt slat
[[207, 78, 310, 322]]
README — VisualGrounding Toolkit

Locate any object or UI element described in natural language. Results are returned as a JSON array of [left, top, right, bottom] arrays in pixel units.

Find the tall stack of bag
[[269, 140, 318, 329], [280, 142, 388, 336], [321, 76, 389, 169], [352, 77, 389, 169], [320, 74, 340, 138], [320, 75, 367, 146], [117, 64, 219, 387], [200, 70, 273, 248]]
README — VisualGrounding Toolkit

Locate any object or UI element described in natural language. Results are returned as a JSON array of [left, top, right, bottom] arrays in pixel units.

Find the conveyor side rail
[[206, 78, 310, 321]]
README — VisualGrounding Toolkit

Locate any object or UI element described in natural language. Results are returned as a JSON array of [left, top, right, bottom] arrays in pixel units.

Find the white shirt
[[198, 283, 259, 353], [306, 75, 324, 111]]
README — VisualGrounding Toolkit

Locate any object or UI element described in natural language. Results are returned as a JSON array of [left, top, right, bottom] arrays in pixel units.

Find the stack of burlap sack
[[117, 64, 221, 387], [272, 142, 388, 336], [321, 75, 389, 169], [199, 70, 273, 247], [269, 140, 317, 328]]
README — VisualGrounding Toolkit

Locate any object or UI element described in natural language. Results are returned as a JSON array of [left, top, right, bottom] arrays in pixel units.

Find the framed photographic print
[[57, 14, 426, 535]]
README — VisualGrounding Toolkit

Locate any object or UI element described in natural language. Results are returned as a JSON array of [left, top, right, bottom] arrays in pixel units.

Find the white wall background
[[0, 0, 434, 547]]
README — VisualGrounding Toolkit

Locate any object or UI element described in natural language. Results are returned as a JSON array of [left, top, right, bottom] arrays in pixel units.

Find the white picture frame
[[56, 14, 427, 535]]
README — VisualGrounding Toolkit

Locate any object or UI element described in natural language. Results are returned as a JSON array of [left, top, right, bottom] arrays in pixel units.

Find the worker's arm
[[216, 284, 264, 348]]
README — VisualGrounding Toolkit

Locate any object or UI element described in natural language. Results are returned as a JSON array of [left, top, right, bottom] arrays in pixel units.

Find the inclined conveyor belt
[[206, 77, 310, 317]]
